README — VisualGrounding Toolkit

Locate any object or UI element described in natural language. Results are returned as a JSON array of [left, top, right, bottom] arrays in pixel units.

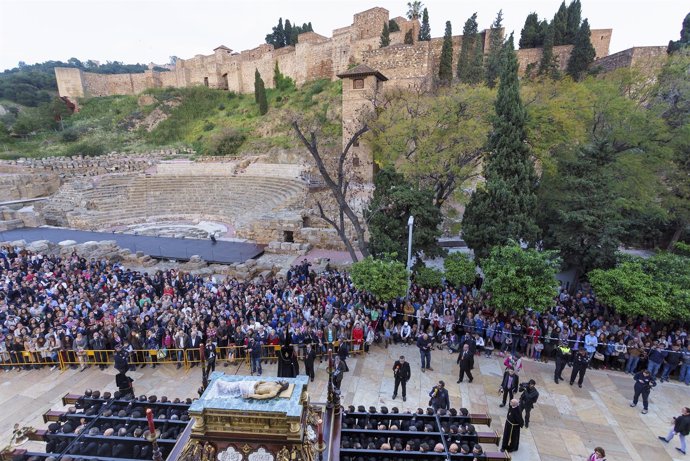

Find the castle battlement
[[55, 6, 613, 100]]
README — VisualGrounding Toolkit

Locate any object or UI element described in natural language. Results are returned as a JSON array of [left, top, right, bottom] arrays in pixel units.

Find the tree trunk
[[667, 222, 685, 250]]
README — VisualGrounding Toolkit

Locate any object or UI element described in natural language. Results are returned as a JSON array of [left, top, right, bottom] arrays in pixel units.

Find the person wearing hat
[[570, 348, 590, 388], [519, 379, 539, 428], [392, 355, 411, 402], [554, 340, 571, 384]]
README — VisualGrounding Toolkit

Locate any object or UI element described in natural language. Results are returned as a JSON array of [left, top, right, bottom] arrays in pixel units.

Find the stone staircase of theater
[[42, 173, 307, 231]]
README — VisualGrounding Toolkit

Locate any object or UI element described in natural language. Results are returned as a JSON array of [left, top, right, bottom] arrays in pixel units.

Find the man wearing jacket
[[519, 379, 539, 428], [661, 343, 683, 382], [631, 369, 657, 414], [392, 355, 411, 401], [659, 406, 690, 455], [647, 342, 666, 378], [570, 348, 590, 388], [499, 367, 519, 407]]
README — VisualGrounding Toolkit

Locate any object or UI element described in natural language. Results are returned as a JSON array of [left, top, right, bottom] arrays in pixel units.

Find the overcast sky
[[0, 0, 686, 72]]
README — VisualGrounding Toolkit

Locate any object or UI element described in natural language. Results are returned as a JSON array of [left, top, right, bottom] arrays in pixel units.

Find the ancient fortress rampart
[[55, 7, 613, 100]]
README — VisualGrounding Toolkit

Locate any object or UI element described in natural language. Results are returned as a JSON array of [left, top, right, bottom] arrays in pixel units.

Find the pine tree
[[565, 0, 581, 44], [254, 69, 268, 115], [484, 10, 504, 88], [380, 22, 391, 47], [538, 23, 558, 78], [418, 8, 431, 41], [457, 13, 479, 83], [519, 13, 542, 48], [566, 18, 595, 80], [284, 20, 293, 46], [275, 18, 286, 48], [552, 1, 569, 46], [404, 29, 414, 44], [438, 21, 453, 85], [461, 34, 539, 260]]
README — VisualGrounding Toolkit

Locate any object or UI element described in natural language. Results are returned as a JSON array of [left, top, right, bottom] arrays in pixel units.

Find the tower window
[[353, 78, 364, 89]]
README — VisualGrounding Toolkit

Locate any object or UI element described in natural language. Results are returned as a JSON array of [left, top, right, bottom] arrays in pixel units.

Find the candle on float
[[328, 349, 333, 368], [317, 419, 323, 445], [199, 343, 205, 361], [146, 408, 155, 435]]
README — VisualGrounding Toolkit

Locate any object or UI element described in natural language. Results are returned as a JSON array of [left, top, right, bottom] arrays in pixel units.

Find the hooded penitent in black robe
[[277, 333, 297, 378]]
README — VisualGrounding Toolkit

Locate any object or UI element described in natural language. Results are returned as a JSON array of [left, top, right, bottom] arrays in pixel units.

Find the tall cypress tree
[[565, 0, 581, 44], [254, 69, 268, 115], [566, 18, 595, 80], [552, 1, 569, 46], [484, 10, 504, 88], [418, 8, 431, 41], [457, 13, 479, 82], [538, 23, 558, 78], [461, 34, 539, 260], [380, 22, 391, 47], [439, 21, 453, 85], [519, 13, 542, 48], [284, 20, 293, 46], [274, 18, 286, 48]]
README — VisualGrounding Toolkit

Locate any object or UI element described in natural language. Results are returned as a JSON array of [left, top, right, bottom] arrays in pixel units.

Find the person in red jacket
[[351, 322, 364, 352]]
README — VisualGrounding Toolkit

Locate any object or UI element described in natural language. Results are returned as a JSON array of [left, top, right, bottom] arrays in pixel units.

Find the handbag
[[593, 352, 605, 361], [157, 348, 168, 359]]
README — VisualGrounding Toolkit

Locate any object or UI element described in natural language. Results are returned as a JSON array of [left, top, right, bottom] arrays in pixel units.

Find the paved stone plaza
[[1, 344, 686, 460]]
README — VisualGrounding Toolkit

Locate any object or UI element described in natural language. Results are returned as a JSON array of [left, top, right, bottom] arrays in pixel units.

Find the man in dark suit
[[392, 355, 411, 402], [457, 344, 474, 383], [499, 366, 519, 407], [303, 343, 317, 382]]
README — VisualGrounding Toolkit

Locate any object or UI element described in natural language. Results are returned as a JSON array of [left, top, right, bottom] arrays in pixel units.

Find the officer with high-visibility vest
[[554, 340, 571, 384]]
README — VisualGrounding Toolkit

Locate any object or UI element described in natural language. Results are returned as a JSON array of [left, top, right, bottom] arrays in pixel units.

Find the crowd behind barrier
[[1, 245, 689, 385]]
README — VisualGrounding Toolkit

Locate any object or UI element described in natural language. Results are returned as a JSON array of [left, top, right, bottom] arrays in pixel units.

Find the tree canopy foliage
[[350, 256, 408, 301], [443, 252, 476, 289], [484, 10, 505, 88], [265, 18, 313, 48], [418, 8, 431, 41], [439, 21, 454, 85], [367, 84, 492, 207], [482, 243, 561, 314], [457, 13, 483, 85], [366, 168, 443, 263]]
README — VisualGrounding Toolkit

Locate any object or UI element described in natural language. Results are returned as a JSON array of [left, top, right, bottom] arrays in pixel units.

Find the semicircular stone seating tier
[[41, 173, 307, 231]]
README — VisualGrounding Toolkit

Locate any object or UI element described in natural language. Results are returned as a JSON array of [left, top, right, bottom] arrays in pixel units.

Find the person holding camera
[[392, 355, 411, 401], [519, 379, 539, 428], [630, 369, 657, 414], [499, 366, 519, 407]]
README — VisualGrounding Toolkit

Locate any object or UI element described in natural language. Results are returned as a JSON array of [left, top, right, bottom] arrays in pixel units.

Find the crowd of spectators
[[1, 245, 689, 385]]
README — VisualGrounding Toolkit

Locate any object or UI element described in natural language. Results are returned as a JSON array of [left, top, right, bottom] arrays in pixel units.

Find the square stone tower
[[337, 65, 388, 184]]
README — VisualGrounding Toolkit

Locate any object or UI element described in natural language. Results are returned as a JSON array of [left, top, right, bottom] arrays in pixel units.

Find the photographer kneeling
[[519, 379, 539, 429]]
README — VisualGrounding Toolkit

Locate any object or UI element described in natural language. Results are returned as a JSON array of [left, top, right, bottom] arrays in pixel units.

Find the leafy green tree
[[484, 10, 504, 88], [538, 23, 559, 78], [404, 30, 414, 44], [462, 35, 539, 261], [366, 168, 444, 262], [254, 69, 268, 115], [380, 22, 391, 47], [482, 243, 561, 314], [667, 12, 690, 53], [539, 141, 622, 276], [519, 13, 543, 48], [414, 266, 443, 288], [350, 256, 408, 301], [457, 13, 482, 83], [273, 61, 296, 91], [368, 84, 492, 207], [552, 1, 569, 45], [565, 0, 582, 44], [407, 1, 423, 20], [439, 21, 453, 85], [388, 19, 401, 33], [566, 18, 596, 80], [588, 258, 681, 321], [443, 252, 476, 288], [418, 8, 431, 41]]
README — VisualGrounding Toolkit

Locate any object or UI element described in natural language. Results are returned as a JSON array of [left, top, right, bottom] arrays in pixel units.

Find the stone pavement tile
[[558, 427, 589, 456], [533, 430, 569, 457], [538, 455, 571, 461], [632, 442, 674, 460]]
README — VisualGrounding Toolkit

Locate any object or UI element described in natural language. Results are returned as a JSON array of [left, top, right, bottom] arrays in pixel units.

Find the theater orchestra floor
[[0, 344, 685, 461]]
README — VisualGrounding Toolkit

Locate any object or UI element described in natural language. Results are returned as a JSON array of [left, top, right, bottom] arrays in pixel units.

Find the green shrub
[[414, 266, 444, 288], [209, 128, 246, 156], [65, 140, 106, 157], [61, 129, 80, 142]]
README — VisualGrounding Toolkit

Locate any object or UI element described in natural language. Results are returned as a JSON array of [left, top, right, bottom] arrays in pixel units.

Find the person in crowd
[[587, 447, 607, 461], [658, 406, 690, 455], [392, 355, 411, 402], [428, 380, 449, 411], [630, 369, 657, 414], [417, 332, 433, 372], [457, 343, 474, 383], [303, 343, 316, 382]]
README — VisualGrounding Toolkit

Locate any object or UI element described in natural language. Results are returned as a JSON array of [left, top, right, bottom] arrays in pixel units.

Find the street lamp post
[[406, 215, 414, 299]]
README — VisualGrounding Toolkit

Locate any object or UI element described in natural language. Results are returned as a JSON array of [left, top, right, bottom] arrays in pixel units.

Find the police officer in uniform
[[570, 348, 590, 388], [554, 340, 571, 384]]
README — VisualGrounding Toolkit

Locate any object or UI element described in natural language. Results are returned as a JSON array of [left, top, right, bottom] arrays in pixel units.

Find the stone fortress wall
[[55, 6, 614, 100]]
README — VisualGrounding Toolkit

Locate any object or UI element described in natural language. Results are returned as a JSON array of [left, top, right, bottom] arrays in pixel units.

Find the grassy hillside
[[0, 79, 342, 160]]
